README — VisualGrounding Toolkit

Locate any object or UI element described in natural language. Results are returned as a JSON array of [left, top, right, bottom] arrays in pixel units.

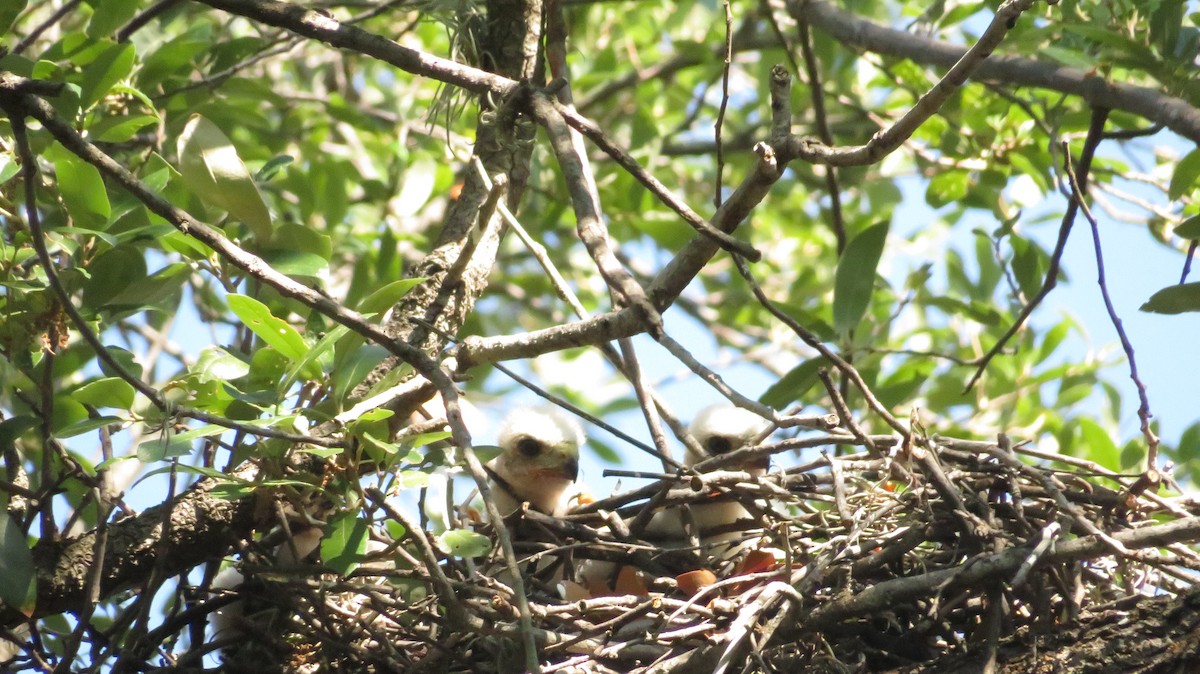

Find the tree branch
[[792, 0, 1200, 144]]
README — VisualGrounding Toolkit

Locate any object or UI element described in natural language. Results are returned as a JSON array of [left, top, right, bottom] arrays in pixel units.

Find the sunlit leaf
[[86, 0, 144, 39], [322, 513, 370, 577], [72, 377, 136, 410], [56, 415, 124, 439], [760, 358, 825, 409], [79, 42, 135, 109], [0, 513, 36, 616], [833, 222, 889, 336], [438, 529, 491, 558], [176, 114, 273, 242], [393, 157, 437, 217], [1140, 283, 1200, 314], [227, 294, 309, 361], [47, 142, 110, 229], [1169, 148, 1200, 200], [356, 278, 427, 316], [193, 346, 251, 383], [137, 433, 194, 462]]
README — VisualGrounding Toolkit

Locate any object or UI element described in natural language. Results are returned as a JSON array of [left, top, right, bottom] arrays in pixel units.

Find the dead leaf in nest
[[729, 549, 778, 595], [562, 580, 591, 601], [676, 569, 718, 595], [616, 566, 649, 595]]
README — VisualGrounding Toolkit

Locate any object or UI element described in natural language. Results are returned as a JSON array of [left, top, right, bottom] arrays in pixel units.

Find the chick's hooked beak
[[563, 455, 580, 482], [527, 452, 579, 482]]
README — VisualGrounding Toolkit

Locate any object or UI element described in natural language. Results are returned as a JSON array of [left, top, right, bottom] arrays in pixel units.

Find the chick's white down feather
[[647, 405, 771, 542], [687, 404, 771, 470], [488, 407, 584, 517], [579, 405, 772, 593]]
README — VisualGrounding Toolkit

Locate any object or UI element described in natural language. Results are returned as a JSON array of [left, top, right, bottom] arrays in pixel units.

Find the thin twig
[[714, 0, 734, 209], [1064, 138, 1159, 467], [966, 105, 1110, 391], [730, 255, 907, 436]]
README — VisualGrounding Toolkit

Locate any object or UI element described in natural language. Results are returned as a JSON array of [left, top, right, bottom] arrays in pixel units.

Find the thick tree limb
[[1, 465, 260, 623], [194, 0, 516, 97], [793, 0, 1200, 144]]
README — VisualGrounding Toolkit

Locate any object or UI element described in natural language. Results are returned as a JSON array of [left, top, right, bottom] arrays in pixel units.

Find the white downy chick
[[642, 404, 771, 546], [683, 404, 771, 543], [581, 405, 772, 595], [687, 404, 771, 474], [488, 406, 583, 517], [209, 527, 325, 639]]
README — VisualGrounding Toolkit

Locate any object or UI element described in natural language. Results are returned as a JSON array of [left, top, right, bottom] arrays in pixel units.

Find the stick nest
[[214, 433, 1200, 674]]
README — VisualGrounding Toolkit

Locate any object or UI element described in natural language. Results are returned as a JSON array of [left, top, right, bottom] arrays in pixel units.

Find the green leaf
[[295, 445, 345, 459], [1150, 0, 1186, 58], [876, 360, 935, 409], [0, 416, 37, 450], [47, 142, 110, 229], [137, 433, 194, 462], [925, 170, 969, 208], [759, 358, 826, 408], [79, 42, 135, 109], [227, 294, 310, 361], [87, 114, 158, 143], [260, 223, 331, 277], [105, 262, 191, 313], [86, 0, 144, 39], [98, 345, 144, 380], [0, 512, 36, 615], [1010, 235, 1049, 301], [176, 114, 274, 242], [0, 154, 20, 186], [0, 0, 28, 35], [1174, 214, 1200, 240], [438, 529, 492, 558], [1169, 148, 1200, 200], [833, 222, 889, 335], [356, 278, 426, 316], [360, 431, 402, 465], [322, 513, 370, 577], [193, 346, 251, 383], [410, 430, 451, 448], [350, 408, 394, 425], [82, 245, 146, 310], [393, 157, 437, 217], [256, 154, 294, 181], [279, 325, 348, 393], [72, 377, 136, 410], [395, 469, 431, 489], [1074, 418, 1120, 472], [332, 344, 389, 403], [926, 295, 1001, 325], [1140, 282, 1200, 314], [1037, 321, 1071, 363], [56, 415, 124, 439]]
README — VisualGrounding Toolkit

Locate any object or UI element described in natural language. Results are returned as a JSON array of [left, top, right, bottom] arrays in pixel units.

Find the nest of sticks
[[213, 429, 1200, 674]]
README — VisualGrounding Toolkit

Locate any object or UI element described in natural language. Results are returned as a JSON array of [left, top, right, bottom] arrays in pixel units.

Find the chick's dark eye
[[705, 436, 733, 456], [516, 437, 544, 457]]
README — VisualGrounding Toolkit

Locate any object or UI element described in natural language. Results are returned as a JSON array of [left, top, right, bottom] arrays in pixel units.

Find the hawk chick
[[488, 406, 583, 517]]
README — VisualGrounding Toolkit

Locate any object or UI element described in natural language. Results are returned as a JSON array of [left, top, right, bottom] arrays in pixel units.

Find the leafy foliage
[[1, 0, 1199, 671]]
